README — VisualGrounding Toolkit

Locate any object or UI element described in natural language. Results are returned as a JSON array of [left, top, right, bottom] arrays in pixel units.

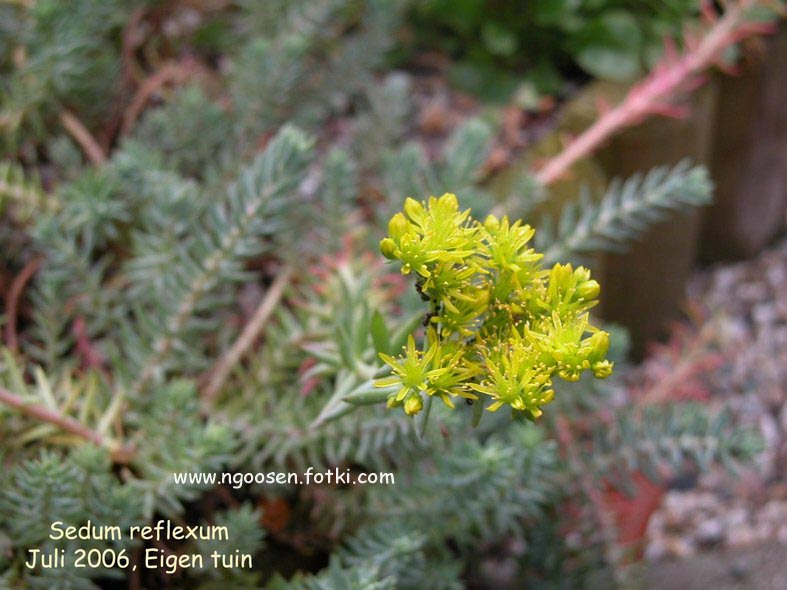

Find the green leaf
[[448, 61, 521, 104], [575, 11, 643, 81], [442, 118, 493, 188], [343, 382, 396, 406], [370, 310, 391, 356], [539, 161, 712, 264], [534, 0, 578, 26], [389, 312, 425, 354], [471, 396, 484, 428], [481, 22, 518, 57], [311, 371, 361, 428]]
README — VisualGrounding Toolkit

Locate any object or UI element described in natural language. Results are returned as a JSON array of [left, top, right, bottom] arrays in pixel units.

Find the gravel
[[644, 238, 787, 561]]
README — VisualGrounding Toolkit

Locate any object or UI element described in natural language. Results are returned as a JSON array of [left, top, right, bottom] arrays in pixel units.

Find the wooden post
[[701, 28, 787, 261], [593, 83, 718, 359]]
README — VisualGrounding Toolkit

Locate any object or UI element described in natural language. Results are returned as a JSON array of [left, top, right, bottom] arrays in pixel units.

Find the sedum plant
[[0, 1, 775, 588], [376, 193, 612, 419]]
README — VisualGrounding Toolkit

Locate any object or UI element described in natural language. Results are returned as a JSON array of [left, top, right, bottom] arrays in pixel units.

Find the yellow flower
[[527, 314, 613, 382], [468, 340, 555, 418], [423, 329, 480, 408], [541, 263, 601, 317], [431, 288, 488, 338], [374, 335, 449, 415], [482, 215, 542, 274], [404, 393, 424, 416], [592, 360, 614, 379], [379, 193, 479, 280], [378, 194, 613, 419]]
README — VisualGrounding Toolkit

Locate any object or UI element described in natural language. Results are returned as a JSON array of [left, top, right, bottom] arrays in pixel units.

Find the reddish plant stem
[[72, 315, 107, 373], [0, 385, 104, 446], [535, 0, 768, 186], [202, 265, 294, 402], [0, 385, 135, 462], [120, 57, 206, 136], [121, 7, 148, 89], [60, 110, 107, 166], [4, 256, 43, 353]]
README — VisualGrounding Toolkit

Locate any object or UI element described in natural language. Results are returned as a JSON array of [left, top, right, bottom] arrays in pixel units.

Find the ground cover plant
[[406, 0, 703, 96], [0, 1, 780, 588]]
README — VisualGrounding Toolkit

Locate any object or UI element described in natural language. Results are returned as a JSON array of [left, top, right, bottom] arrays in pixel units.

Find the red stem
[[536, 0, 764, 186], [4, 256, 43, 353], [0, 385, 104, 446]]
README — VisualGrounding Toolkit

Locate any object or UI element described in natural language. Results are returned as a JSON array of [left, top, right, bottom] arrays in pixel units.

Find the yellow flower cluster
[[376, 194, 613, 419]]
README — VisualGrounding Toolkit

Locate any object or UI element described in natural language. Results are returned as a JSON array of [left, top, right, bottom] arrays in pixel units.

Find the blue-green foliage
[[0, 0, 130, 152], [0, 1, 764, 589], [0, 447, 144, 589]]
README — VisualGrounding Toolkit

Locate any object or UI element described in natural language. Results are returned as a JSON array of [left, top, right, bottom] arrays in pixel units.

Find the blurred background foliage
[[0, 0, 783, 589], [404, 0, 699, 99]]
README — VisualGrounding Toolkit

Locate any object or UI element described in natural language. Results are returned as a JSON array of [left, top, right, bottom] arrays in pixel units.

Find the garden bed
[[644, 238, 787, 560]]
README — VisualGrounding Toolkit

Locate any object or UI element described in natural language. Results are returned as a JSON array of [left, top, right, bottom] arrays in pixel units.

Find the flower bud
[[577, 279, 600, 300], [484, 214, 500, 232], [550, 263, 572, 287], [380, 238, 397, 260], [404, 393, 424, 416], [404, 197, 423, 220], [440, 193, 459, 211], [388, 213, 408, 240], [587, 330, 610, 363], [573, 266, 592, 283]]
